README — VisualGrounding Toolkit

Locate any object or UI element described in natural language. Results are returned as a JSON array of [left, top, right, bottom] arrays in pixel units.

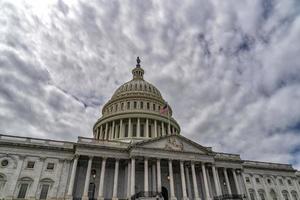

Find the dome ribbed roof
[[111, 79, 163, 100]]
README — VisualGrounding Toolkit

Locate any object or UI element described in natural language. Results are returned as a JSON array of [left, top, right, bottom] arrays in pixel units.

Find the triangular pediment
[[133, 134, 213, 155]]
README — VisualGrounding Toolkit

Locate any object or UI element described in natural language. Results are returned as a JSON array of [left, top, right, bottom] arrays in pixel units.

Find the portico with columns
[[66, 134, 245, 200]]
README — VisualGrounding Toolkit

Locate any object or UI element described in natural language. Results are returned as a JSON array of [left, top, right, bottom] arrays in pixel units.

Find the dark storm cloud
[[0, 0, 300, 169]]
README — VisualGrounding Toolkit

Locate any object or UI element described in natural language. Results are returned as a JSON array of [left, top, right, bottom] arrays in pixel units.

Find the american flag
[[160, 103, 169, 114]]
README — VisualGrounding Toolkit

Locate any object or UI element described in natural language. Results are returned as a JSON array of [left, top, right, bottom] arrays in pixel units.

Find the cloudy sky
[[1, 0, 300, 169]]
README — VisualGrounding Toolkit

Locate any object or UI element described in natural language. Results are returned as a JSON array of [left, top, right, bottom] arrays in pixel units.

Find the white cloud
[[0, 0, 300, 169]]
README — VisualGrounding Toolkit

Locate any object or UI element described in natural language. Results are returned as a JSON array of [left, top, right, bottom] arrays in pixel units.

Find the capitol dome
[[93, 57, 180, 142]]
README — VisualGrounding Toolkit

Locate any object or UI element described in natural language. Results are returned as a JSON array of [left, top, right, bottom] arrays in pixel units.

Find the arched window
[[249, 189, 256, 200], [270, 189, 278, 200], [0, 174, 6, 191], [282, 190, 290, 200], [17, 177, 33, 199], [258, 189, 266, 200], [291, 191, 299, 200], [38, 178, 54, 200]]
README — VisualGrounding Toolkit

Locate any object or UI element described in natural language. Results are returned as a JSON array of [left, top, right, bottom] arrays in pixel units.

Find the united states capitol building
[[1, 58, 300, 200]]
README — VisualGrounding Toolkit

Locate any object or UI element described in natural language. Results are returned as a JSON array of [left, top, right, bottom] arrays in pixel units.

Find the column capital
[[74, 154, 80, 159], [102, 157, 107, 161], [88, 156, 94, 159]]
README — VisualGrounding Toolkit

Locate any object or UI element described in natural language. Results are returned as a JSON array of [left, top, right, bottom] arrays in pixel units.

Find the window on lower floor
[[249, 190, 256, 200], [39, 184, 50, 199], [282, 191, 290, 200], [17, 183, 29, 198], [259, 191, 266, 200], [291, 191, 298, 200], [246, 177, 250, 183]]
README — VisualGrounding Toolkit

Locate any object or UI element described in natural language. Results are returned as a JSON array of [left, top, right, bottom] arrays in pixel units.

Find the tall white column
[[168, 160, 177, 200], [99, 125, 103, 139], [191, 162, 201, 200], [67, 155, 79, 198], [157, 159, 162, 193], [104, 123, 108, 140], [146, 119, 149, 138], [154, 120, 158, 137], [212, 165, 221, 196], [185, 166, 192, 198], [82, 156, 93, 200], [232, 169, 241, 195], [112, 159, 119, 200], [201, 163, 211, 200], [129, 118, 132, 137], [168, 122, 171, 135], [137, 118, 140, 137], [98, 158, 107, 200], [131, 158, 135, 196], [180, 161, 189, 200], [144, 158, 149, 192], [119, 119, 123, 138], [251, 175, 260, 199], [111, 121, 115, 139], [261, 175, 271, 200], [162, 122, 165, 136], [152, 164, 156, 192], [223, 168, 232, 195], [127, 161, 131, 198]]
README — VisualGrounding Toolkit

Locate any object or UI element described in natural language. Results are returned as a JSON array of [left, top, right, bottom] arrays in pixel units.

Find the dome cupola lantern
[[132, 56, 144, 80], [93, 57, 181, 143]]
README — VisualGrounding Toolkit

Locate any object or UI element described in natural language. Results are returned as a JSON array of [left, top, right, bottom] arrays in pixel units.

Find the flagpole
[[167, 103, 171, 135]]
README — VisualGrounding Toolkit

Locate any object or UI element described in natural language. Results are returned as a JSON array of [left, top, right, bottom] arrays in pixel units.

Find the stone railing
[[215, 152, 241, 161], [130, 191, 163, 200], [213, 194, 245, 200], [0, 134, 74, 148], [243, 160, 294, 171]]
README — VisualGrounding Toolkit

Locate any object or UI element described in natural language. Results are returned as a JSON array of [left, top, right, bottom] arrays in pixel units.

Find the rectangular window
[[125, 124, 128, 137], [153, 104, 156, 111], [140, 124, 144, 137], [140, 102, 144, 109], [39, 184, 49, 199], [132, 124, 137, 137], [18, 183, 29, 198], [267, 179, 271, 184], [121, 103, 124, 110], [127, 102, 130, 109], [134, 102, 137, 109], [46, 163, 55, 170], [148, 125, 152, 137], [288, 179, 292, 185], [27, 161, 35, 169], [256, 177, 260, 183], [147, 102, 150, 110]]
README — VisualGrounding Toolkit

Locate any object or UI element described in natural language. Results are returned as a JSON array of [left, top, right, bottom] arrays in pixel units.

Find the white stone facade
[[1, 58, 300, 200]]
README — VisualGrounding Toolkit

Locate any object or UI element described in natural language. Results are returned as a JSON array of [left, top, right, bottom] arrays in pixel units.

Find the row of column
[[96, 118, 178, 140], [66, 156, 243, 200]]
